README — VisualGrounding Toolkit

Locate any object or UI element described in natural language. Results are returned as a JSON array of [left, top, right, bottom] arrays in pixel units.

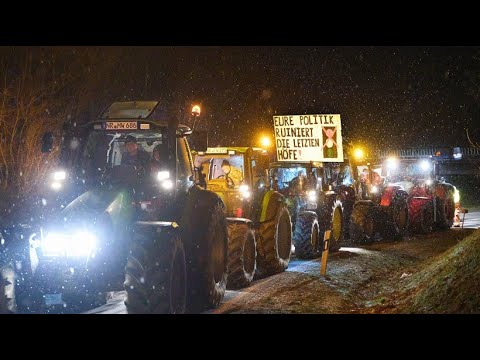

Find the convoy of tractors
[[0, 103, 464, 314]]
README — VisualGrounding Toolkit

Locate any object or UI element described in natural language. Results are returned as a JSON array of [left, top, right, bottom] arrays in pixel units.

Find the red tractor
[[378, 157, 457, 233], [348, 150, 410, 243]]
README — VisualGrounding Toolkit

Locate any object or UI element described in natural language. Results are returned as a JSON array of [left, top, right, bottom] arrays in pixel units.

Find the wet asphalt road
[[84, 209, 480, 314]]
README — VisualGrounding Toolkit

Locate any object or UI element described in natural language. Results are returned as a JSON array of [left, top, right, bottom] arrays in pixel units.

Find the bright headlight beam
[[53, 171, 66, 181], [161, 179, 174, 190], [51, 182, 62, 190], [307, 190, 317, 202], [42, 231, 97, 257], [386, 157, 399, 170], [371, 185, 379, 194], [420, 160, 431, 172], [157, 171, 170, 181], [239, 184, 251, 199]]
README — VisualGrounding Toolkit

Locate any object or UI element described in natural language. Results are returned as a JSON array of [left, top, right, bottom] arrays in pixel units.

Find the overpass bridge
[[373, 147, 480, 176]]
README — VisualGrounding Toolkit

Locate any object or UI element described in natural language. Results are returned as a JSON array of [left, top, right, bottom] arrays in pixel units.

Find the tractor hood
[[47, 188, 134, 232]]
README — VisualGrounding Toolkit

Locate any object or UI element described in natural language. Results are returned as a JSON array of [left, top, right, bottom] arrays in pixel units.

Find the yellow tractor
[[194, 147, 292, 289]]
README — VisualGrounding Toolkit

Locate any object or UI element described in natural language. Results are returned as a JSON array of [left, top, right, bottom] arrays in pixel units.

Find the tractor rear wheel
[[256, 204, 292, 278], [185, 201, 228, 312], [386, 196, 409, 240], [409, 198, 434, 234], [226, 222, 256, 289], [329, 200, 344, 252], [293, 211, 320, 259], [349, 203, 375, 244], [437, 193, 455, 229], [124, 228, 187, 314]]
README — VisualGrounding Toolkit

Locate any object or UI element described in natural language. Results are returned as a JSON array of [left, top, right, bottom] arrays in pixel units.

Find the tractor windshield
[[271, 166, 310, 192], [194, 154, 245, 188], [62, 128, 168, 185], [387, 162, 432, 182]]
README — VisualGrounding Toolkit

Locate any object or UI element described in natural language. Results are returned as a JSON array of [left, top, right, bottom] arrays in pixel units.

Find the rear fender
[[226, 217, 254, 229], [258, 190, 286, 225]]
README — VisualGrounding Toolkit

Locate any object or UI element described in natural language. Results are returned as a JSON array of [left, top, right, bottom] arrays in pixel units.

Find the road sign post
[[320, 230, 331, 276]]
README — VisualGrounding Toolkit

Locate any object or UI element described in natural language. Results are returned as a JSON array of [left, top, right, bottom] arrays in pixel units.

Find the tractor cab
[[193, 147, 270, 218], [41, 101, 194, 219]]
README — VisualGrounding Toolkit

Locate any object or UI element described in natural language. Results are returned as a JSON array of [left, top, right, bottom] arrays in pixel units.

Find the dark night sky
[[3, 46, 480, 150], [123, 46, 480, 150]]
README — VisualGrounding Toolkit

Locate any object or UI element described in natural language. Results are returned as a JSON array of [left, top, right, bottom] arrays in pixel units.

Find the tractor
[[348, 149, 410, 243], [193, 147, 292, 289], [375, 157, 457, 233], [0, 101, 228, 314], [268, 161, 355, 259]]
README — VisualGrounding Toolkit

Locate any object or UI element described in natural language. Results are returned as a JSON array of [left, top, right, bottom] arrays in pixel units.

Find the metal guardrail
[[375, 147, 480, 159]]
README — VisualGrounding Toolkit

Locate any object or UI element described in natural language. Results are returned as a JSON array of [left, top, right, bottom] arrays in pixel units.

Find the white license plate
[[105, 121, 138, 130], [44, 293, 64, 306]]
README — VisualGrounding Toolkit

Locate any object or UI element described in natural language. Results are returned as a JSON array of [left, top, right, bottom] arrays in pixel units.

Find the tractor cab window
[[76, 129, 167, 184], [272, 167, 308, 192], [193, 154, 245, 189], [338, 165, 354, 186], [212, 156, 244, 188], [251, 154, 269, 189], [311, 168, 322, 190]]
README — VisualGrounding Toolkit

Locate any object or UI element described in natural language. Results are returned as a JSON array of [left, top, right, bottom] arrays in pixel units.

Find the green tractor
[[268, 161, 356, 259], [1, 101, 228, 314], [194, 147, 292, 289]]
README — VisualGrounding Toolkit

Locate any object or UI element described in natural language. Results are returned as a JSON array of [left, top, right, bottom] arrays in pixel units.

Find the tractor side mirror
[[41, 132, 54, 153], [194, 166, 207, 188]]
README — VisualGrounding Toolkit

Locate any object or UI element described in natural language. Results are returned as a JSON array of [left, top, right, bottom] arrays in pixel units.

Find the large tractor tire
[[329, 200, 344, 252], [0, 264, 16, 314], [349, 202, 375, 244], [124, 228, 187, 314], [341, 200, 355, 241], [388, 196, 409, 240], [226, 222, 256, 289], [256, 204, 292, 278], [409, 198, 434, 234], [436, 193, 455, 230], [185, 201, 228, 313], [293, 211, 320, 259]]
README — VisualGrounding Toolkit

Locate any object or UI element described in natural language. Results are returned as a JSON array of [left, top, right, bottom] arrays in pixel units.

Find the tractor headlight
[[156, 171, 173, 190], [454, 188, 460, 204], [239, 184, 251, 199], [51, 170, 67, 191], [420, 160, 431, 172], [53, 170, 66, 181], [307, 190, 317, 202], [41, 230, 97, 257], [157, 171, 170, 181], [371, 185, 379, 194], [386, 157, 399, 170], [160, 179, 174, 190]]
